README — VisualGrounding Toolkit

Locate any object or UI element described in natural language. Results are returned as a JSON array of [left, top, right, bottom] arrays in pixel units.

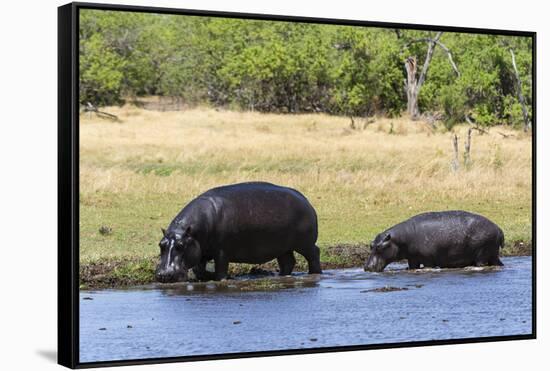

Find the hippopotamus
[[364, 210, 504, 272], [155, 182, 322, 282]]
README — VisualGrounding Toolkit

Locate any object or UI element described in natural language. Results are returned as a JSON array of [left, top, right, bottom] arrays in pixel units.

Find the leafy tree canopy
[[80, 10, 533, 129]]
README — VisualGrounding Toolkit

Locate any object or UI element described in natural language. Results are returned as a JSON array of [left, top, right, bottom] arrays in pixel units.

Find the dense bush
[[79, 10, 533, 128]]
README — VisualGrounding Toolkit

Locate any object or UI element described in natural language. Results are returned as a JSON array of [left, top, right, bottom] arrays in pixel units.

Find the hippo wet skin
[[156, 182, 322, 282], [364, 211, 504, 272]]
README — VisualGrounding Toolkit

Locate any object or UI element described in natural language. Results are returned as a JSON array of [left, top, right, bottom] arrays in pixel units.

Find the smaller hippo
[[364, 211, 504, 272]]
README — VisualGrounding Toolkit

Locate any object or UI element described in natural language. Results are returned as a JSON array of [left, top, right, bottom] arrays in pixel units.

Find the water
[[79, 256, 532, 363]]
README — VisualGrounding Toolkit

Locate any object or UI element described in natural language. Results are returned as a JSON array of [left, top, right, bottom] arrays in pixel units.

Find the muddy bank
[[79, 241, 532, 289]]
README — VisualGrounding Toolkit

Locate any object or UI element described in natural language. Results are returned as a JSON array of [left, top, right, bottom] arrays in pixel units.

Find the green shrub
[[79, 10, 532, 129]]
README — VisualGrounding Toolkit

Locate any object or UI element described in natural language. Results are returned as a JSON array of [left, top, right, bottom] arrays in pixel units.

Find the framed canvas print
[[58, 2, 536, 368]]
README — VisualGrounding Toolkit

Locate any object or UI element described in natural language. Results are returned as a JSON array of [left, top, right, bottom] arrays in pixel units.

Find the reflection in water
[[80, 257, 532, 363]]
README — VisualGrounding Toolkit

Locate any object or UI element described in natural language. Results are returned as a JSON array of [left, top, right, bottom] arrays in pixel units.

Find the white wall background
[[0, 0, 545, 369]]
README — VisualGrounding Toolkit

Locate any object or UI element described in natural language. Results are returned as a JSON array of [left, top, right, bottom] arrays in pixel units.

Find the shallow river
[[80, 256, 532, 363]]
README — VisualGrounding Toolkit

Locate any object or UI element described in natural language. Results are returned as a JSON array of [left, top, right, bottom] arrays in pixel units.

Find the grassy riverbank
[[79, 105, 532, 288]]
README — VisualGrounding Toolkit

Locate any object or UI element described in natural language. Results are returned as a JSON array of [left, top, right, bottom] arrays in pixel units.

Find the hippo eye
[[159, 238, 170, 250]]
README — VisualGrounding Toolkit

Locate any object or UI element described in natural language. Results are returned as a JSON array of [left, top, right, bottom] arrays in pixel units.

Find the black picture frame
[[58, 2, 537, 368]]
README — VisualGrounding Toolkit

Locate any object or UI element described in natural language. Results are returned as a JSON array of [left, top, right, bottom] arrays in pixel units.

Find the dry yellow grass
[[79, 105, 532, 263]]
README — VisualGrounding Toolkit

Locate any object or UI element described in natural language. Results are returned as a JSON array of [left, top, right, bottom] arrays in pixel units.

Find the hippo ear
[[183, 240, 201, 268], [161, 228, 167, 237]]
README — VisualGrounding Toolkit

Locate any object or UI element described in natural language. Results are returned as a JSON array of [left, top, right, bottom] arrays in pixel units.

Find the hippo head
[[364, 232, 400, 272], [155, 226, 202, 283]]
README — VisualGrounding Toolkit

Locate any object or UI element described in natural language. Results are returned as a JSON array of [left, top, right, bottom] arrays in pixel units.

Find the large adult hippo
[[364, 211, 504, 272], [155, 182, 322, 282]]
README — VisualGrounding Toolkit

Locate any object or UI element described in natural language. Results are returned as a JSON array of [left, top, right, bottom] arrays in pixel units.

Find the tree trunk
[[510, 48, 531, 131], [404, 32, 442, 120], [405, 56, 419, 118], [451, 133, 459, 172], [464, 127, 472, 167]]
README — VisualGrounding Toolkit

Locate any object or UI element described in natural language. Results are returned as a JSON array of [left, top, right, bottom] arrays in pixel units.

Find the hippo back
[[404, 210, 501, 237], [398, 210, 503, 263], [202, 182, 317, 238]]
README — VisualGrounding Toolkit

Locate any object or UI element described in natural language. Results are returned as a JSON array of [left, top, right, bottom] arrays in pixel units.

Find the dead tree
[[405, 56, 419, 118], [349, 115, 356, 130], [451, 134, 459, 172], [404, 32, 442, 119], [464, 127, 472, 167], [404, 32, 461, 120], [509, 48, 531, 132]]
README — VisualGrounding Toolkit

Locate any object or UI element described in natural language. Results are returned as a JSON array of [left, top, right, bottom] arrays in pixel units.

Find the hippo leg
[[474, 250, 491, 267], [277, 251, 296, 276], [193, 261, 216, 281], [214, 251, 229, 280], [474, 254, 490, 266], [488, 256, 504, 266], [295, 244, 322, 274], [408, 259, 420, 269], [487, 244, 504, 266]]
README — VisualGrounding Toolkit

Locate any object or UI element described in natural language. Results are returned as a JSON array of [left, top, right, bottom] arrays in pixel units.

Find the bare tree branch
[[417, 32, 443, 90], [465, 115, 489, 135], [510, 48, 531, 131], [497, 131, 514, 138], [434, 40, 460, 77], [402, 35, 459, 77], [404, 32, 444, 118], [83, 102, 119, 121]]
